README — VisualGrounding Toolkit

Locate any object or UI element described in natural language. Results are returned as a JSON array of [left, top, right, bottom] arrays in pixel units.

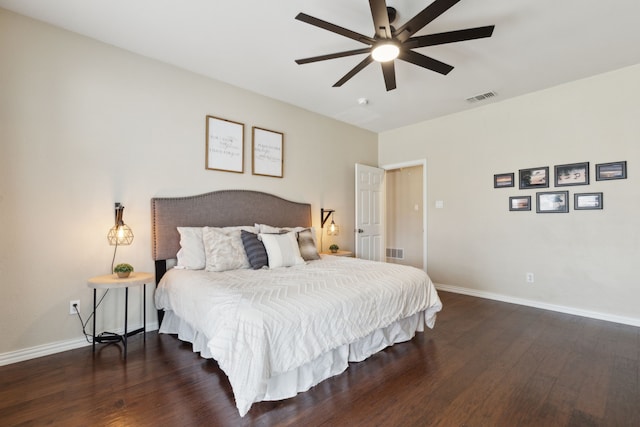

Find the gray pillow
[[297, 228, 320, 261], [241, 230, 269, 269]]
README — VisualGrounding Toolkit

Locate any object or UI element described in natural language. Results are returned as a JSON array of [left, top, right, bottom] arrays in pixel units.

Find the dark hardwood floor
[[1, 291, 639, 426]]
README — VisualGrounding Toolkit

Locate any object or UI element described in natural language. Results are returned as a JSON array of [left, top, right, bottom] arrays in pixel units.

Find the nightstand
[[321, 250, 354, 257], [87, 272, 154, 359]]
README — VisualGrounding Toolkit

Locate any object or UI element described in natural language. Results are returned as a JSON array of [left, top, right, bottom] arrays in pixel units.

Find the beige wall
[[379, 64, 640, 322], [0, 9, 377, 357], [385, 165, 423, 268]]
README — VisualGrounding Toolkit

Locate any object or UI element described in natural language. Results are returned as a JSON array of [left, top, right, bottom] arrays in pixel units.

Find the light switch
[[435, 200, 444, 209]]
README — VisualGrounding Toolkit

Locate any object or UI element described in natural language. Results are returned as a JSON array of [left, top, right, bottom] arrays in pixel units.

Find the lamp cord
[[74, 289, 109, 343], [110, 240, 119, 274]]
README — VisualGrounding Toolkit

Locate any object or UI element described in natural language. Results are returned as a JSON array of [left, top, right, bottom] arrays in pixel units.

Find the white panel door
[[355, 163, 385, 261]]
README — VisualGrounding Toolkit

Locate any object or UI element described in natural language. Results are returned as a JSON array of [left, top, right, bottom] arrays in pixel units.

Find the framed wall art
[[205, 115, 244, 173], [596, 161, 627, 181], [509, 196, 531, 211], [252, 126, 284, 178], [536, 191, 569, 213], [494, 173, 515, 188], [554, 162, 589, 186], [519, 166, 549, 189], [574, 192, 603, 210]]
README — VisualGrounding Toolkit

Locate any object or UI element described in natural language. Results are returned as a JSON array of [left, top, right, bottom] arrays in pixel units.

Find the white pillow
[[203, 227, 251, 272], [176, 227, 205, 269], [176, 226, 257, 271], [259, 232, 306, 268]]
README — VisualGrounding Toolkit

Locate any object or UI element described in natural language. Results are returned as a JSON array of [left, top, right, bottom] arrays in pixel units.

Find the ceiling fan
[[294, 0, 495, 91]]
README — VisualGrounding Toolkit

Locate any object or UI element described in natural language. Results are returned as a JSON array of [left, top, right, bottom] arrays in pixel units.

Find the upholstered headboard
[[151, 189, 312, 261]]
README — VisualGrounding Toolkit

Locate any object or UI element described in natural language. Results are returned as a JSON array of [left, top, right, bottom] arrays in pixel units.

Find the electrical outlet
[[69, 300, 80, 315], [526, 273, 534, 283]]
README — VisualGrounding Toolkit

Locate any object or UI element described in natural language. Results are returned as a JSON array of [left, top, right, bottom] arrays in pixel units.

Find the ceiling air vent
[[466, 91, 497, 103]]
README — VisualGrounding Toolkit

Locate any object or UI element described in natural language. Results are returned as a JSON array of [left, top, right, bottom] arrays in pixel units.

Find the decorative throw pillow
[[202, 227, 251, 272], [297, 228, 320, 261], [176, 227, 205, 269], [241, 230, 269, 270], [259, 232, 306, 268]]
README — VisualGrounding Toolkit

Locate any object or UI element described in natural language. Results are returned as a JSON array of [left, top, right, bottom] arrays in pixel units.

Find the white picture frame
[[205, 115, 244, 173], [252, 127, 283, 178]]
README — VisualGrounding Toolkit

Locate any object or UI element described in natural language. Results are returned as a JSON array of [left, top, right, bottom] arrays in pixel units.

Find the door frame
[[380, 159, 428, 271]]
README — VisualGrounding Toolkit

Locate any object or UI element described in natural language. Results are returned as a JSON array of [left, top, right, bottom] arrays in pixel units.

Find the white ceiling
[[2, 0, 640, 133]]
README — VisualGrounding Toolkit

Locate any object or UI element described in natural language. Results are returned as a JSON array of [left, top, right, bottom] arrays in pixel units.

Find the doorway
[[383, 160, 426, 270]]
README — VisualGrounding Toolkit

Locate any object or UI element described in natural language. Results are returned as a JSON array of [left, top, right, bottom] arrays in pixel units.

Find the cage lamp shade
[[107, 203, 134, 246]]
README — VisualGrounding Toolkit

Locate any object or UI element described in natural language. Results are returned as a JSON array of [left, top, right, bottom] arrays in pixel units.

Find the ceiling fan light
[[371, 43, 399, 62]]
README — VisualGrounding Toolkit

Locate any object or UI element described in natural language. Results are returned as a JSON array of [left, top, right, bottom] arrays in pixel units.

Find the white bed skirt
[[159, 310, 426, 404]]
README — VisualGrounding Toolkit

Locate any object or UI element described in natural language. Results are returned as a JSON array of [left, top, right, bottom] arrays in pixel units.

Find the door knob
[[356, 228, 364, 233]]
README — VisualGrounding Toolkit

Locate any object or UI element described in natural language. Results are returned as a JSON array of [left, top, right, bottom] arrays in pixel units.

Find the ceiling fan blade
[[369, 0, 392, 39], [395, 0, 461, 42], [296, 13, 375, 45], [295, 47, 372, 65], [398, 50, 454, 75], [381, 61, 396, 91], [404, 26, 495, 49], [333, 56, 374, 87]]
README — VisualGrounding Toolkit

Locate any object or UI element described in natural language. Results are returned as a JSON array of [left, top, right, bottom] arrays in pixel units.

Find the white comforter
[[155, 255, 442, 415]]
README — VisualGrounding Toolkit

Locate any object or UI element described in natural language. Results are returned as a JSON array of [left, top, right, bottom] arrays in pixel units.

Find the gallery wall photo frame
[[494, 173, 515, 188], [554, 162, 589, 187], [596, 161, 627, 181], [574, 192, 603, 210], [509, 196, 531, 211], [205, 115, 244, 173], [536, 191, 569, 213], [252, 126, 284, 178], [519, 166, 549, 189]]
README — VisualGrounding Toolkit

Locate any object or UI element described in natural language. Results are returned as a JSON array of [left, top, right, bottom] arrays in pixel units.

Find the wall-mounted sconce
[[107, 203, 133, 272], [321, 208, 339, 236], [107, 203, 134, 246]]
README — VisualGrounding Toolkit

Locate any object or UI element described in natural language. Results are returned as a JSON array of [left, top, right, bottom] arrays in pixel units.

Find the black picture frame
[[494, 173, 515, 188], [574, 192, 603, 210], [519, 166, 549, 189], [509, 196, 531, 211], [596, 161, 627, 181], [536, 191, 569, 213], [554, 162, 589, 187]]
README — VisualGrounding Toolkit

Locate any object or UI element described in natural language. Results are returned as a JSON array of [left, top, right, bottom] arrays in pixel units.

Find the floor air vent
[[466, 91, 497, 103], [386, 248, 404, 259]]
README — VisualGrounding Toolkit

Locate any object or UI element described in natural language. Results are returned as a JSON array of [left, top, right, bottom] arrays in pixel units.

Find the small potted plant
[[329, 244, 339, 254], [114, 263, 134, 278]]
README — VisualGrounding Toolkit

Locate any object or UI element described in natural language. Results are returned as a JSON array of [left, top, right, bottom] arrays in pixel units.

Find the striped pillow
[[259, 232, 306, 268], [241, 230, 269, 270]]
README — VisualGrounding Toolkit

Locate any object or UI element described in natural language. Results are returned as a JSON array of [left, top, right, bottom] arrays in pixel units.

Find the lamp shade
[[107, 224, 134, 245], [107, 203, 134, 246], [327, 218, 339, 236]]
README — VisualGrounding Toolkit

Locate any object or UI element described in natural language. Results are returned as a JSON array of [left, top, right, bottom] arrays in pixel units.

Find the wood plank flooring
[[1, 291, 638, 426]]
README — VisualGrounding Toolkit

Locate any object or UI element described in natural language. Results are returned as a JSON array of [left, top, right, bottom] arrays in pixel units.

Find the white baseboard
[[435, 283, 640, 328], [0, 322, 159, 367]]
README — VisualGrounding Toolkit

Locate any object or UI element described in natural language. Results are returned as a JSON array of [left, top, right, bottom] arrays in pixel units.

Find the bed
[[151, 190, 442, 416]]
